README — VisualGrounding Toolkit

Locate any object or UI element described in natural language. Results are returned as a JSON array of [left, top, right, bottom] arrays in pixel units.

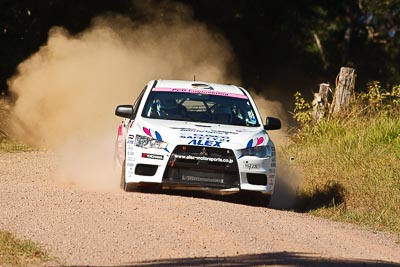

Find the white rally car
[[115, 80, 281, 206]]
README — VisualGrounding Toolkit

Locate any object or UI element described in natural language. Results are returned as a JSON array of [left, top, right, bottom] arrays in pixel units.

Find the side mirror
[[264, 116, 281, 130], [115, 105, 134, 119]]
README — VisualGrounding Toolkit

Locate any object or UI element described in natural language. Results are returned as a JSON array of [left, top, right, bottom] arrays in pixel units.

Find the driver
[[149, 96, 185, 118]]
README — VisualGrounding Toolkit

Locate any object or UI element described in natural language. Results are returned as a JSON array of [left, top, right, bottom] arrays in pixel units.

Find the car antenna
[[193, 74, 196, 81]]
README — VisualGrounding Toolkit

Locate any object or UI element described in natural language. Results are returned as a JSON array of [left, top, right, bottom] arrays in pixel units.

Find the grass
[[0, 230, 49, 266], [0, 96, 36, 153], [286, 83, 400, 235], [0, 138, 36, 153]]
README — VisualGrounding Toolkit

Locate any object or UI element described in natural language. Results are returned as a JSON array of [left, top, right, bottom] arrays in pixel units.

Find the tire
[[120, 160, 132, 192], [124, 182, 133, 192], [241, 191, 271, 207], [263, 194, 272, 207]]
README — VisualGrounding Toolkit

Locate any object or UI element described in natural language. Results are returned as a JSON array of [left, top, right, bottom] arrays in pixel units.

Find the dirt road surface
[[1, 152, 400, 266]]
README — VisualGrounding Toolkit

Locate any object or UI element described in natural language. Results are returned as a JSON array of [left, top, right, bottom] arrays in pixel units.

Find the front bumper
[[124, 144, 276, 194]]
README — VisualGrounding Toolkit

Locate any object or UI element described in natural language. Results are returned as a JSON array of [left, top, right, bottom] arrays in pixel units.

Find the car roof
[[152, 80, 246, 96]]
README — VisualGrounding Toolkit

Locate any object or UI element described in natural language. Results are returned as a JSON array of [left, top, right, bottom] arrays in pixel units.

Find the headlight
[[240, 145, 272, 158], [135, 135, 167, 149]]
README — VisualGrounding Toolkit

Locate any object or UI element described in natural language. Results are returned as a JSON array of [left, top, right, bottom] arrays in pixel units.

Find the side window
[[131, 87, 146, 119]]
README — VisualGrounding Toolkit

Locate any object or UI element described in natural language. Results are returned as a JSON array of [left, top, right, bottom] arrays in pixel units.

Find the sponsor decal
[[118, 124, 123, 136], [179, 130, 230, 147], [116, 124, 124, 162], [153, 87, 248, 99], [143, 127, 163, 141], [175, 154, 233, 164], [182, 175, 223, 184], [128, 134, 135, 139], [246, 136, 265, 148], [176, 128, 238, 135], [141, 153, 164, 160], [127, 140, 134, 144], [127, 151, 135, 156], [243, 162, 261, 170], [180, 133, 230, 141], [188, 139, 221, 147]]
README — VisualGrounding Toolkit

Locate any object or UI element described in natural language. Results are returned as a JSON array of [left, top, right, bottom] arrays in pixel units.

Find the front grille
[[162, 145, 239, 188]]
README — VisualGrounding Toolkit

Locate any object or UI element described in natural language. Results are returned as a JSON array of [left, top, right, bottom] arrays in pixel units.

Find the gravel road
[[1, 152, 400, 266]]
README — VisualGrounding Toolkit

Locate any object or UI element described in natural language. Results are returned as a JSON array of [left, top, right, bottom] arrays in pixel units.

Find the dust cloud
[[253, 92, 302, 209], [8, 2, 237, 191], [8, 1, 300, 205]]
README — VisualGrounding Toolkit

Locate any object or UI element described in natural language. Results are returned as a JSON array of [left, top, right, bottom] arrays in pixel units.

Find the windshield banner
[[152, 87, 248, 99]]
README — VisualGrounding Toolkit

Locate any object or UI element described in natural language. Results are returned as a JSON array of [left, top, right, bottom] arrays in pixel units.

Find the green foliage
[[2, 1, 400, 96], [0, 230, 48, 266], [359, 81, 400, 115], [297, 0, 400, 83], [293, 92, 313, 125], [287, 82, 400, 235]]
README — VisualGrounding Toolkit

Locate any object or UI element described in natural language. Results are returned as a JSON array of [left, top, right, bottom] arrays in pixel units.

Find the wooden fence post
[[312, 83, 331, 122], [330, 67, 356, 116]]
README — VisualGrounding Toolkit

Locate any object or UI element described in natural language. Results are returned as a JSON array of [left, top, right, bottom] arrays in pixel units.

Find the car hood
[[133, 118, 270, 150]]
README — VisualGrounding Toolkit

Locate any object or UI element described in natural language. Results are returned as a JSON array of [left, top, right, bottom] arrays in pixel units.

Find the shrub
[[286, 82, 400, 234]]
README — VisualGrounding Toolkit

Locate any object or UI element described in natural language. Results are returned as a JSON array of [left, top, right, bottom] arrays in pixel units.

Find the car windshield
[[141, 89, 260, 127]]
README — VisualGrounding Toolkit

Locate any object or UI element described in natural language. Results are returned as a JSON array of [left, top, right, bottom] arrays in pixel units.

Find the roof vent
[[191, 82, 211, 89]]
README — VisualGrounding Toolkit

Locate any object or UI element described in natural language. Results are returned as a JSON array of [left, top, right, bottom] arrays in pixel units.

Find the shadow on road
[[136, 188, 270, 208], [131, 182, 346, 212], [294, 180, 346, 212], [135, 177, 346, 213], [71, 252, 400, 267]]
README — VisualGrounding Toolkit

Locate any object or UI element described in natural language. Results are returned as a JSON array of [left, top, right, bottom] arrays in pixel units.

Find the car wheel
[[124, 182, 133, 192], [263, 194, 272, 207], [120, 160, 133, 192], [119, 160, 125, 189], [253, 193, 271, 207], [241, 191, 271, 207]]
